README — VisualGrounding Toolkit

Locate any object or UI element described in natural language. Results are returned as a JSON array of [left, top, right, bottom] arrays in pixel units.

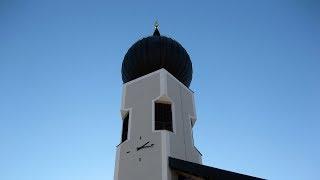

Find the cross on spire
[[153, 20, 160, 36]]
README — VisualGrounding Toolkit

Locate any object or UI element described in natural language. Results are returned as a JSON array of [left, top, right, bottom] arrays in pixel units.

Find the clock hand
[[144, 144, 154, 148], [141, 141, 150, 147], [137, 143, 154, 151], [137, 141, 150, 151]]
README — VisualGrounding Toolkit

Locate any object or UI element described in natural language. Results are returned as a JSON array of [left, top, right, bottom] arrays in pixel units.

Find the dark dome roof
[[121, 28, 193, 87]]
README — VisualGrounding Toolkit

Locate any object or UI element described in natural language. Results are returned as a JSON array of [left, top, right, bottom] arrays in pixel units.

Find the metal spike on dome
[[153, 20, 160, 36]]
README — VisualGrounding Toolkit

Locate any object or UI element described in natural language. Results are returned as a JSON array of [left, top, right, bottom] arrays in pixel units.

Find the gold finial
[[154, 20, 159, 29]]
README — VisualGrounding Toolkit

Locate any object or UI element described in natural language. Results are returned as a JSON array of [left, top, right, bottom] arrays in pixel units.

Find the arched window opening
[[155, 102, 173, 132], [121, 113, 129, 143]]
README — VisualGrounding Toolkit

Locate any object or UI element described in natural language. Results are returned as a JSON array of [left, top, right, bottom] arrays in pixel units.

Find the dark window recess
[[155, 103, 173, 131], [178, 175, 185, 180], [121, 114, 129, 143], [178, 175, 191, 180]]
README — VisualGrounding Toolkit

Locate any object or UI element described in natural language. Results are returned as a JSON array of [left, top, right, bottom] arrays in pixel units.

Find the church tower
[[114, 25, 202, 180], [113, 25, 262, 180]]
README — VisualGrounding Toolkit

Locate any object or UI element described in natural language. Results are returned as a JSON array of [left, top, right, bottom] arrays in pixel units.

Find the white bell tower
[[114, 26, 202, 180]]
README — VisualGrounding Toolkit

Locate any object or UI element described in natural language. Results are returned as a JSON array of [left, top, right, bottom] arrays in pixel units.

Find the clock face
[[136, 136, 154, 151], [135, 136, 155, 163], [117, 133, 163, 179], [122, 136, 155, 162]]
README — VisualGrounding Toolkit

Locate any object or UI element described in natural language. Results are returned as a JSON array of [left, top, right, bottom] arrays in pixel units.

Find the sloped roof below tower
[[169, 157, 264, 180]]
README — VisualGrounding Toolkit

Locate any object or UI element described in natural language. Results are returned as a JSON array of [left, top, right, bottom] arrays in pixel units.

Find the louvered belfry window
[[155, 102, 173, 131], [121, 114, 129, 143]]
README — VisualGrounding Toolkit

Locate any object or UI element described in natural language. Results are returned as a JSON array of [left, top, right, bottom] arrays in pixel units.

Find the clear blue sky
[[0, 0, 319, 179]]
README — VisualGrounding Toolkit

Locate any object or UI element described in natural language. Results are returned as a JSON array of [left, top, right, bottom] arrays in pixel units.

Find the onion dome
[[121, 25, 193, 87]]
